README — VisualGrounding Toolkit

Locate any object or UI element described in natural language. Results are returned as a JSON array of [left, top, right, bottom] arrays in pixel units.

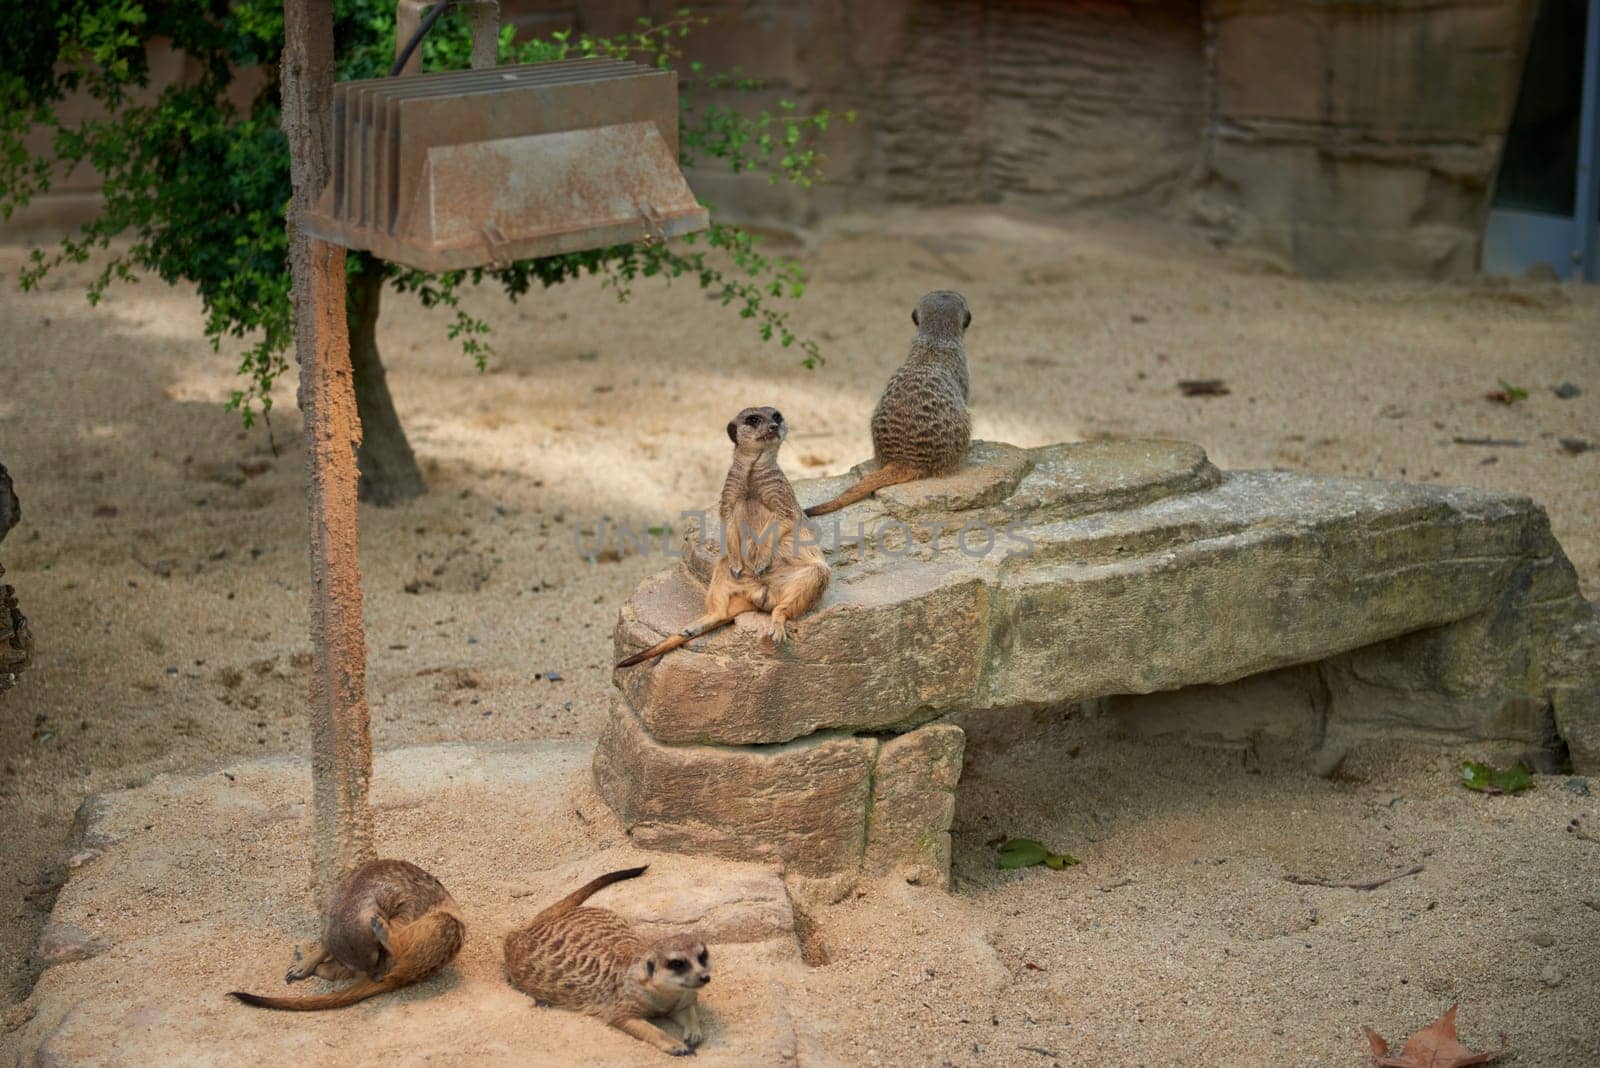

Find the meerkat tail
[[615, 617, 734, 668], [534, 866, 650, 922], [803, 463, 920, 517], [229, 977, 394, 1011]]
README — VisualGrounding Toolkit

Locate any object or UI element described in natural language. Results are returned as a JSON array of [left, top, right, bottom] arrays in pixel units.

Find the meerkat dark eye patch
[[667, 958, 690, 973], [697, 949, 709, 966], [771, 412, 783, 424], [646, 959, 656, 977], [745, 414, 762, 427]]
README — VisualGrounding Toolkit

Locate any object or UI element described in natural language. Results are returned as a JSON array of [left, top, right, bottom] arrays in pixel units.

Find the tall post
[[282, 0, 377, 914]]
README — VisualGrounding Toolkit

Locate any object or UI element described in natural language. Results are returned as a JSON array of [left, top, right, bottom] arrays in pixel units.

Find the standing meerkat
[[504, 866, 712, 1057], [805, 290, 972, 517], [616, 405, 829, 668], [229, 858, 465, 1011]]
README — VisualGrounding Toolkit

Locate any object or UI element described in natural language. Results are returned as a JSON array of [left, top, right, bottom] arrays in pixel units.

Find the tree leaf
[[1461, 761, 1534, 795], [997, 838, 1050, 869], [1361, 1004, 1507, 1067], [997, 837, 1079, 871]]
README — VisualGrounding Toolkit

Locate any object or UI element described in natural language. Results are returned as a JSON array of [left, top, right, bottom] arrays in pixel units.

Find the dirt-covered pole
[[281, 0, 377, 914]]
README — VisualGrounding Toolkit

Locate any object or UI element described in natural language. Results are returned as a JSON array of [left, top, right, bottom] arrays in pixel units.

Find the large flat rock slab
[[598, 438, 1599, 884], [615, 442, 1598, 760], [14, 745, 811, 1067]]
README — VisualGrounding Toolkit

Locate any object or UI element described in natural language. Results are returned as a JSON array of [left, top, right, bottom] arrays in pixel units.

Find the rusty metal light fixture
[[302, 3, 708, 271]]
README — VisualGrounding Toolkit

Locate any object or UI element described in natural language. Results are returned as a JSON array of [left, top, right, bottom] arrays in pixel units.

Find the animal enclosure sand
[[0, 208, 1596, 1064]]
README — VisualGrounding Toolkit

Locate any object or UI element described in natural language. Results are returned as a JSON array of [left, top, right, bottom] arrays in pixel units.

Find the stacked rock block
[[594, 441, 1600, 886]]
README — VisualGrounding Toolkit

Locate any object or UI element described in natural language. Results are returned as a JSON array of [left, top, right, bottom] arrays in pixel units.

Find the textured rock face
[[595, 439, 1600, 885], [538, 0, 1531, 279], [24, 2, 1533, 279], [18, 743, 812, 1066], [1197, 0, 1535, 278], [864, 725, 966, 886]]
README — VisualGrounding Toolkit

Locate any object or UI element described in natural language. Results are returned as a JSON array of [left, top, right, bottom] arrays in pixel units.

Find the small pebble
[[546, 671, 563, 682], [164, 666, 178, 676], [1529, 930, 1556, 948], [1566, 777, 1591, 796], [1540, 964, 1564, 987], [1553, 382, 1581, 399]]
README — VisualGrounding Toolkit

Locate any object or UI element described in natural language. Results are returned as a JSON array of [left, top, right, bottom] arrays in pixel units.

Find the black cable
[[389, 0, 459, 77]]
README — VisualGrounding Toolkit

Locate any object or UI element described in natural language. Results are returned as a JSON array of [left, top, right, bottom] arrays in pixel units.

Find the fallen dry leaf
[[1363, 1004, 1506, 1067]]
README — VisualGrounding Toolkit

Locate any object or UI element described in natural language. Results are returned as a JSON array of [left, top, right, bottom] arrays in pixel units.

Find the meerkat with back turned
[[229, 858, 465, 1011], [616, 405, 828, 668], [805, 290, 973, 517], [504, 865, 712, 1056]]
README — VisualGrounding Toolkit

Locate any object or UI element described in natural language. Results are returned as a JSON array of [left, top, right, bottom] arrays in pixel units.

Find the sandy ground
[[0, 208, 1597, 1063]]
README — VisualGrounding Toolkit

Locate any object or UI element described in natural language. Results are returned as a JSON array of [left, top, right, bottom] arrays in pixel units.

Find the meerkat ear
[[963, 309, 972, 329], [911, 307, 919, 326], [727, 420, 738, 444]]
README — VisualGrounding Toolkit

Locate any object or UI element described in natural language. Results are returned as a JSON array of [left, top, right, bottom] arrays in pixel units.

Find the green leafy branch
[[2, 2, 854, 425]]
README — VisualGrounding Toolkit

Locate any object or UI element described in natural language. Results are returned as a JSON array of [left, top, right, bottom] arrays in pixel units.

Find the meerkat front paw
[[285, 944, 315, 983], [767, 617, 789, 644], [683, 1026, 704, 1049], [729, 566, 743, 580]]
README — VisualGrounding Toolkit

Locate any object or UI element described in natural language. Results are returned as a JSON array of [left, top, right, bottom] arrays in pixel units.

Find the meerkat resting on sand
[[504, 866, 711, 1056], [229, 858, 465, 1011], [805, 290, 973, 517], [616, 406, 829, 668]]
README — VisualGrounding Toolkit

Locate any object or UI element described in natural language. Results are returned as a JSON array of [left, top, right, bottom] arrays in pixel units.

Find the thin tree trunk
[[348, 267, 426, 505], [282, 0, 377, 916]]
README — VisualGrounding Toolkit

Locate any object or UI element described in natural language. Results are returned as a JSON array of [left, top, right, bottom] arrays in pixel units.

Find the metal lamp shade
[[302, 58, 709, 271]]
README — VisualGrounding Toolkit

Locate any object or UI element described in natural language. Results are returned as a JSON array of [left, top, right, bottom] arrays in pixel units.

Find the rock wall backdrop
[[3, 0, 1539, 279]]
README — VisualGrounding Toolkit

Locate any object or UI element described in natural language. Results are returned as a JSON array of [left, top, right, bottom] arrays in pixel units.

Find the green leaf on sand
[[997, 837, 1080, 871], [1461, 761, 1534, 795]]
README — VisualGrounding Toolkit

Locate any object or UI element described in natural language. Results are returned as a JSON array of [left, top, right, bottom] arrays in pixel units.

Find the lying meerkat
[[229, 858, 465, 1011], [805, 290, 973, 516], [617, 405, 829, 667], [504, 865, 711, 1057]]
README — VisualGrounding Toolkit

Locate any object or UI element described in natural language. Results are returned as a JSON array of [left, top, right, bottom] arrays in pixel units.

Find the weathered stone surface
[[19, 743, 807, 1066], [617, 564, 988, 745], [833, 440, 1033, 518], [983, 473, 1551, 708], [598, 437, 1598, 886], [864, 724, 965, 887], [34, 923, 108, 968], [593, 700, 878, 875], [1198, 0, 1533, 278], [611, 864, 795, 944], [614, 441, 1595, 761], [512, 855, 796, 945]]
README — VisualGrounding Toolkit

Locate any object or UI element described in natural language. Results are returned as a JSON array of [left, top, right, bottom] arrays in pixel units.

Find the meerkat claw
[[285, 945, 313, 983]]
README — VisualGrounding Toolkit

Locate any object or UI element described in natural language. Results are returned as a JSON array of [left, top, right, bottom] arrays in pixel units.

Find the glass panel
[[1494, 0, 1588, 215]]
